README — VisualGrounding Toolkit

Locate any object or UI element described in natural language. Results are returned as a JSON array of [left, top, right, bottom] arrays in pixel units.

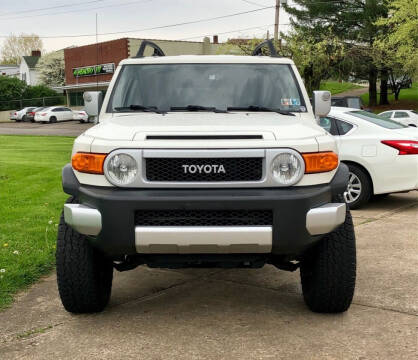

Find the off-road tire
[[56, 197, 113, 313], [345, 163, 372, 209], [300, 201, 356, 313]]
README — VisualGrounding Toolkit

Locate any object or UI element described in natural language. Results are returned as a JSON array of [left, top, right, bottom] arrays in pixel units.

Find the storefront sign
[[73, 63, 115, 77]]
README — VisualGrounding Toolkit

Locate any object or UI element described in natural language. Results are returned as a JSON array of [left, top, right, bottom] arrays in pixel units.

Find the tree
[[280, 30, 345, 94], [0, 33, 43, 64], [0, 77, 26, 101], [283, 0, 388, 106], [37, 50, 65, 87], [375, 0, 418, 77]]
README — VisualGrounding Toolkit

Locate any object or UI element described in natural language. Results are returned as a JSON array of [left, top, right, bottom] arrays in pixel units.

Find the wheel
[[49, 116, 57, 123], [343, 163, 372, 209], [56, 197, 113, 313], [79, 120, 86, 123], [300, 201, 356, 313], [30, 119, 35, 123], [22, 115, 27, 122]]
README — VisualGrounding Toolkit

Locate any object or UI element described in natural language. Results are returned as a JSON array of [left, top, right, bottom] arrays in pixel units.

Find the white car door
[[63, 107, 73, 120]]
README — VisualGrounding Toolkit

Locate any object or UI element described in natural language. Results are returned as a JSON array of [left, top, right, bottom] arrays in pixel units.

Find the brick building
[[63, 37, 221, 106]]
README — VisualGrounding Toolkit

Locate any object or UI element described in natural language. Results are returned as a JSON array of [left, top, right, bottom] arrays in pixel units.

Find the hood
[[85, 112, 326, 141]]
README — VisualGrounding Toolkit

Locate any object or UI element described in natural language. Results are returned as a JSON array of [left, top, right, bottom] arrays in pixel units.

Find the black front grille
[[145, 157, 263, 182], [135, 209, 273, 226]]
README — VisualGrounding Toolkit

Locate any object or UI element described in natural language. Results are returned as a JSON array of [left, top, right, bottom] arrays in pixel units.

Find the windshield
[[108, 64, 306, 113], [348, 111, 407, 129]]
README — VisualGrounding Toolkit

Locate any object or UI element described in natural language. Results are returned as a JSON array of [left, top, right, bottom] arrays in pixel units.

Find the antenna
[[96, 13, 98, 92]]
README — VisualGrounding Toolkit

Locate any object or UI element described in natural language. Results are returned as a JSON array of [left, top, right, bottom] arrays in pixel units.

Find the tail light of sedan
[[381, 140, 418, 155]]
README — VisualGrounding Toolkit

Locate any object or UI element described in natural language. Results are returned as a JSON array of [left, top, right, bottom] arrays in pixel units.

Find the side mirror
[[83, 91, 103, 117], [312, 91, 331, 117]]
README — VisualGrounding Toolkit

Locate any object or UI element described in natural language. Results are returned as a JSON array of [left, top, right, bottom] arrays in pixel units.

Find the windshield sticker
[[208, 74, 216, 80], [281, 98, 290, 106], [291, 98, 301, 106]]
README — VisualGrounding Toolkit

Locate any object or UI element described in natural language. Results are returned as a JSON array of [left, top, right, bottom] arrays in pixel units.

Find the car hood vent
[[146, 134, 263, 140]]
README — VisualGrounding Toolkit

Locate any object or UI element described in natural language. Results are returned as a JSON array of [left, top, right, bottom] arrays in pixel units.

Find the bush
[[22, 84, 58, 99], [0, 77, 26, 102]]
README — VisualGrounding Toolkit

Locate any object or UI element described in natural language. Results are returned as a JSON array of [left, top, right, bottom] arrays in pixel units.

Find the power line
[[0, 6, 275, 39], [0, 0, 154, 21], [0, 0, 106, 17], [179, 24, 275, 41], [240, 0, 270, 7]]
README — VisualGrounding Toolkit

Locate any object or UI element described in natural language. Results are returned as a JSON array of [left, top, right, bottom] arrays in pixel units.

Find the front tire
[[56, 197, 113, 313], [300, 204, 356, 313], [344, 163, 372, 209]]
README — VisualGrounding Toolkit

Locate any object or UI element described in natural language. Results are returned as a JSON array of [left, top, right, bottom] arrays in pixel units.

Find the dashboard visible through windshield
[[107, 63, 306, 113]]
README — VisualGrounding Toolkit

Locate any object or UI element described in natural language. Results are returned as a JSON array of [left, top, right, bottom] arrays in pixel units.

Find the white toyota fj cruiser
[[57, 41, 356, 314]]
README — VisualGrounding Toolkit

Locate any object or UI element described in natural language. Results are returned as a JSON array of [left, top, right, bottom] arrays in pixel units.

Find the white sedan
[[10, 107, 35, 122], [34, 106, 74, 123], [378, 110, 418, 127], [319, 107, 418, 208], [72, 109, 89, 123]]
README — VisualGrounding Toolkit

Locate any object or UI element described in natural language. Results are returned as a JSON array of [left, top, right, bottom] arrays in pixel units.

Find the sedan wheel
[[344, 172, 362, 204], [343, 164, 372, 209]]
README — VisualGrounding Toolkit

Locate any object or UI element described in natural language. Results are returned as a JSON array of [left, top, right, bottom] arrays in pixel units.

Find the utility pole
[[274, 0, 280, 42]]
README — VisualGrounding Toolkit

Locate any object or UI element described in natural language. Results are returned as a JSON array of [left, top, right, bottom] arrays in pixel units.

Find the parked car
[[394, 77, 413, 89], [34, 106, 74, 123], [57, 41, 356, 314], [10, 107, 36, 122], [26, 107, 46, 122], [72, 109, 89, 123], [331, 96, 365, 109], [319, 107, 418, 208], [378, 110, 418, 127]]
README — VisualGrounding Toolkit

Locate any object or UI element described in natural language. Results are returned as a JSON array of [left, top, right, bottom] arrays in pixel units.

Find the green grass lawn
[[361, 83, 418, 111], [319, 81, 362, 95], [0, 135, 73, 310]]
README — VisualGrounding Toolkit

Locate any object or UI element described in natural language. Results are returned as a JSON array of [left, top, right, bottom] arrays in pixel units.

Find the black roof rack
[[251, 39, 279, 57], [135, 40, 165, 58]]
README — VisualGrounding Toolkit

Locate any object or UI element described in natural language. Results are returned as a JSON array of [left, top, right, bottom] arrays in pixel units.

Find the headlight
[[106, 153, 138, 185], [271, 151, 304, 186]]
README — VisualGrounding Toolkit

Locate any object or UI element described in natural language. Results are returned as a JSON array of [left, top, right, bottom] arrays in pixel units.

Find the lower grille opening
[[135, 209, 273, 226]]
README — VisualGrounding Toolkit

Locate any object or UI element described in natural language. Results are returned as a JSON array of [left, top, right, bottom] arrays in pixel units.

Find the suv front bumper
[[62, 163, 348, 257]]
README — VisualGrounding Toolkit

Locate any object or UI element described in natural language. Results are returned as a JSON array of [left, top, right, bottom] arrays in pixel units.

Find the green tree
[[0, 33, 43, 64], [280, 30, 345, 94], [375, 0, 418, 77], [283, 0, 388, 106], [0, 77, 26, 101]]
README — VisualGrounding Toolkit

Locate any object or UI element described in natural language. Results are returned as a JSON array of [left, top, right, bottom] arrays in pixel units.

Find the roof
[[22, 56, 40, 68], [121, 55, 294, 65]]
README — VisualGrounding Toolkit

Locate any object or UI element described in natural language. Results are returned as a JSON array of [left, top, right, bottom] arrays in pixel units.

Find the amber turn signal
[[72, 152, 107, 174], [302, 152, 339, 174]]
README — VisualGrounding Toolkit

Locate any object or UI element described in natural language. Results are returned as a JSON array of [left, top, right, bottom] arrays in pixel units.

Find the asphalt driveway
[[0, 193, 417, 359]]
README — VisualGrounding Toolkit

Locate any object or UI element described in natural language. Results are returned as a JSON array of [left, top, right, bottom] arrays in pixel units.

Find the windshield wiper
[[170, 105, 228, 113], [228, 105, 295, 116], [114, 105, 166, 114]]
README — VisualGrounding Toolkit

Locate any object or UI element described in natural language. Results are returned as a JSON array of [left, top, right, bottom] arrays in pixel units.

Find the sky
[[0, 0, 292, 53]]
